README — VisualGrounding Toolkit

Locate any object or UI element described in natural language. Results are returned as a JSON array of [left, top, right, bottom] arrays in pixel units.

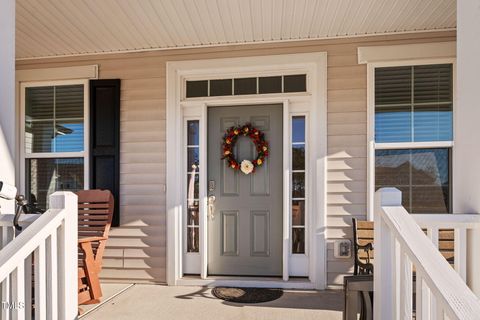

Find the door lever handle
[[207, 195, 216, 220]]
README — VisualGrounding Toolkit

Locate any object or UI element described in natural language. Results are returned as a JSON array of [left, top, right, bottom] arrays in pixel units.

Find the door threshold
[[177, 275, 316, 289]]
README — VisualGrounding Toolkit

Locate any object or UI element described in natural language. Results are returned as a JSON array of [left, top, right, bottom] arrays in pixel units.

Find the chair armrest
[[78, 236, 108, 244], [357, 242, 373, 251]]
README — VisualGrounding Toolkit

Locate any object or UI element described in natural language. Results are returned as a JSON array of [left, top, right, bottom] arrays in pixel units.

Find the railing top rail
[[0, 208, 64, 281], [413, 213, 480, 228], [379, 202, 480, 319], [0, 213, 42, 227]]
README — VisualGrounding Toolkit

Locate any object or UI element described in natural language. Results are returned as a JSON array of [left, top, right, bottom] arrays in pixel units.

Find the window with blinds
[[24, 84, 86, 210], [375, 64, 453, 143], [374, 63, 453, 214]]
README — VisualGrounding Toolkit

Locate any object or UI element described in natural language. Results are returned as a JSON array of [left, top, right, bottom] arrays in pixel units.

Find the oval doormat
[[211, 287, 283, 303]]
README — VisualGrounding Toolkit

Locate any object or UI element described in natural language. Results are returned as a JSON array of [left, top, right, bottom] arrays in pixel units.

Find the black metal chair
[[352, 218, 374, 275]]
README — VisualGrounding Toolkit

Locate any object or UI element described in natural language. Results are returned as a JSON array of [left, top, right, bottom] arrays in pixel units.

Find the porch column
[[0, 0, 16, 212], [455, 0, 480, 296]]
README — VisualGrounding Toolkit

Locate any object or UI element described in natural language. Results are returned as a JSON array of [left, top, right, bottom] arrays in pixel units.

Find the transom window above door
[[185, 74, 307, 98], [373, 63, 453, 213], [23, 83, 87, 210]]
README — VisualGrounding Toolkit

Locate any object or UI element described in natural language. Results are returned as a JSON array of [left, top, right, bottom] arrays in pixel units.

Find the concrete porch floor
[[81, 284, 344, 320]]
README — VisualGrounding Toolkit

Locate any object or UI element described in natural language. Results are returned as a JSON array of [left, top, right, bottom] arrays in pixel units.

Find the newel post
[[374, 188, 402, 320], [49, 192, 78, 319]]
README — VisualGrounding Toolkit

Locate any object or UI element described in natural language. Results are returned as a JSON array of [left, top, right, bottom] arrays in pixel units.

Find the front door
[[207, 104, 283, 276]]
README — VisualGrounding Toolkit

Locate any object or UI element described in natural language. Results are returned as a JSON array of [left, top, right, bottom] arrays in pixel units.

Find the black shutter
[[89, 79, 121, 226]]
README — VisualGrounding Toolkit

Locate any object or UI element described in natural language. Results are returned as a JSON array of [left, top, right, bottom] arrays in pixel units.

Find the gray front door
[[207, 104, 283, 276]]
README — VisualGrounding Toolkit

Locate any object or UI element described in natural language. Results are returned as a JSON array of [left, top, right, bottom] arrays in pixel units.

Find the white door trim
[[166, 53, 327, 289]]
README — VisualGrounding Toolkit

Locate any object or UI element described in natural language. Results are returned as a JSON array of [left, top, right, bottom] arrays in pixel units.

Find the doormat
[[211, 287, 283, 304]]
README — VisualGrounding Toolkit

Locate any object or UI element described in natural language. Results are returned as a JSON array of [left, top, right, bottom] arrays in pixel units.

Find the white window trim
[[19, 79, 90, 202], [367, 57, 456, 220], [358, 42, 456, 64], [166, 53, 327, 289]]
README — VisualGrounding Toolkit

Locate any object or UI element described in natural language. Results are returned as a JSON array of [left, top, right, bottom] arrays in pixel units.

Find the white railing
[[0, 192, 78, 320], [374, 188, 480, 320]]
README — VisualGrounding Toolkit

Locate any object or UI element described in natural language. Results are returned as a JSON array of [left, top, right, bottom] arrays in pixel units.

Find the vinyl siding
[[16, 31, 456, 285]]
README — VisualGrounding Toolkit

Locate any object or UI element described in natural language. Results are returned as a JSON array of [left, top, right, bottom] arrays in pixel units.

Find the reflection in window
[[291, 116, 306, 254], [26, 158, 84, 210], [186, 120, 200, 252], [25, 85, 84, 153], [375, 148, 450, 213]]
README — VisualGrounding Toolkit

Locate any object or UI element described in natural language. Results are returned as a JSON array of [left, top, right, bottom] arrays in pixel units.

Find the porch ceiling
[[16, 0, 456, 60]]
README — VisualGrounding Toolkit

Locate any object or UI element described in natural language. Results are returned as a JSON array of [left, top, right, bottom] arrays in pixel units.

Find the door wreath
[[221, 123, 269, 175]]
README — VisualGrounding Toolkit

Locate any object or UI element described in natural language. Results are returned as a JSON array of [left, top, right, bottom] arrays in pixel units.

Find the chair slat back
[[77, 190, 114, 255], [352, 218, 455, 272], [353, 219, 375, 261]]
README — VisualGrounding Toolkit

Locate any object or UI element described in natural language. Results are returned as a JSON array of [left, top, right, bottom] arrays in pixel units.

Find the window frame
[[20, 79, 90, 200], [367, 58, 456, 219]]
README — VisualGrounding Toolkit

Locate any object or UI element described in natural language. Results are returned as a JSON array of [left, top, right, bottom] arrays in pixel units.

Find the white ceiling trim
[[15, 28, 456, 61]]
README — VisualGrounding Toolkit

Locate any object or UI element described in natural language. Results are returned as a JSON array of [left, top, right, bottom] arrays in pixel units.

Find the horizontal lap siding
[[16, 31, 455, 285]]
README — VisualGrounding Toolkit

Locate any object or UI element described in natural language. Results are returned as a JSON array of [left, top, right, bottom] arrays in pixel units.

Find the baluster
[[24, 254, 32, 320], [1, 275, 11, 320], [34, 242, 46, 320], [415, 270, 428, 320], [12, 264, 25, 320], [454, 228, 467, 281], [400, 250, 413, 320], [435, 303, 444, 320], [46, 232, 58, 320], [2, 225, 12, 320], [427, 228, 439, 319]]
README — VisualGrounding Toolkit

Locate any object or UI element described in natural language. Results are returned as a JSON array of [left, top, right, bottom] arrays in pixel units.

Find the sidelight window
[[186, 120, 200, 252], [291, 116, 306, 254]]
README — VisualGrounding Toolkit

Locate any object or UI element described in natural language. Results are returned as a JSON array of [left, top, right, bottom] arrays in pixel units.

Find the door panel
[[207, 104, 283, 276]]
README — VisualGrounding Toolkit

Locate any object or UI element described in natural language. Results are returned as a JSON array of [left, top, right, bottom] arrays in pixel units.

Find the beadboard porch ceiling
[[16, 0, 456, 60]]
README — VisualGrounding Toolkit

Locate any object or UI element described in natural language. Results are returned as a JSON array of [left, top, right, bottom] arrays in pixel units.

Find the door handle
[[208, 195, 216, 220]]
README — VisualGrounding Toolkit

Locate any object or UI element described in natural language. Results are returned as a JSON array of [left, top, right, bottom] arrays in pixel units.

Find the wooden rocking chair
[[77, 190, 114, 305]]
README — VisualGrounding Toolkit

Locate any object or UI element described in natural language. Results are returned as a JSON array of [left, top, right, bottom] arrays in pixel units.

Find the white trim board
[[16, 65, 98, 82], [166, 52, 327, 289], [358, 41, 456, 64]]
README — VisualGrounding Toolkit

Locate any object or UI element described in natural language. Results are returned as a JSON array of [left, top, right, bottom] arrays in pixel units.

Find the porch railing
[[0, 192, 78, 320], [374, 188, 480, 320]]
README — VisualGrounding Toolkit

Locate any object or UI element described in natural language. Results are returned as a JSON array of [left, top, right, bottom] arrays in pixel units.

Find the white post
[[374, 188, 402, 320], [49, 192, 78, 320], [0, 0, 16, 213], [455, 0, 480, 296]]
